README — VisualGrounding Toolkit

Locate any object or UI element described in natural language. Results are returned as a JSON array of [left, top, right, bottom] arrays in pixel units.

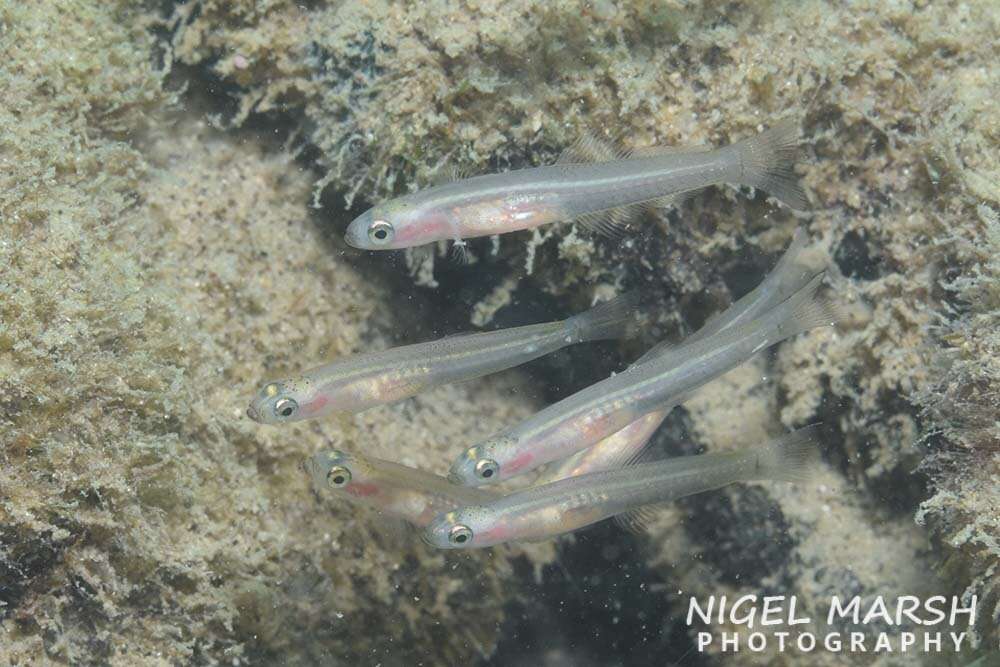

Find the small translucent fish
[[424, 427, 821, 549], [344, 121, 807, 251], [305, 450, 499, 528], [247, 292, 640, 424], [541, 229, 814, 482], [542, 409, 669, 483], [450, 269, 838, 486]]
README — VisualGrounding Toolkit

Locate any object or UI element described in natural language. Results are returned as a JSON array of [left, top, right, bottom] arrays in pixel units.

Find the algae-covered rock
[[1, 2, 546, 663], [166, 0, 999, 507], [4, 0, 1000, 663], [643, 362, 952, 667], [915, 203, 1000, 646]]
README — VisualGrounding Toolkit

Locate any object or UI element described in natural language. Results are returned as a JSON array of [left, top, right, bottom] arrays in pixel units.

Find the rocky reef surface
[[2, 3, 548, 663], [2, 0, 998, 664]]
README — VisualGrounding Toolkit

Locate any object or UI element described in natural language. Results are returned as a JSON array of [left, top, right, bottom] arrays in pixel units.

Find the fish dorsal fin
[[557, 131, 629, 165], [429, 167, 453, 187], [613, 502, 671, 534], [430, 163, 474, 186], [607, 420, 673, 536], [451, 164, 475, 181]]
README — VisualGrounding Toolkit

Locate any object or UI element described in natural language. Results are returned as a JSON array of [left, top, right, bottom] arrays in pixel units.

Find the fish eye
[[326, 466, 352, 488], [273, 397, 298, 419], [368, 220, 394, 245], [448, 524, 473, 545], [474, 458, 499, 480]]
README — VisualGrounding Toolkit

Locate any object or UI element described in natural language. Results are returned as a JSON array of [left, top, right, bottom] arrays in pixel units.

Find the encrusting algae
[[1, 0, 998, 664], [1, 3, 545, 661]]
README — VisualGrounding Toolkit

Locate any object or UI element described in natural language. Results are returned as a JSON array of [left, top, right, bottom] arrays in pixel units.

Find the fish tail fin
[[735, 119, 810, 210], [691, 227, 815, 341], [770, 270, 841, 341], [771, 227, 810, 282], [753, 425, 824, 483], [566, 291, 643, 342], [754, 227, 817, 309]]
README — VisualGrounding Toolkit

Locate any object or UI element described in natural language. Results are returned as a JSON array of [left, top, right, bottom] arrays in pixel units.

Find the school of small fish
[[248, 121, 842, 550]]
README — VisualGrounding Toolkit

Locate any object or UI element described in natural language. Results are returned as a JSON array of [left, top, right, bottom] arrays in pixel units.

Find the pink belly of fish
[[455, 196, 564, 238]]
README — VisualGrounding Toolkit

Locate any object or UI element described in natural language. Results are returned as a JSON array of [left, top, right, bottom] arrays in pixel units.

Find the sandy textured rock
[[1, 3, 546, 662], [642, 362, 949, 666]]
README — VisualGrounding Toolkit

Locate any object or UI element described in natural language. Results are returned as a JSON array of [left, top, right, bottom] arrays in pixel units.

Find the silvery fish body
[[543, 409, 669, 482], [425, 428, 820, 549], [345, 121, 806, 250], [450, 271, 837, 486], [247, 292, 639, 424], [305, 450, 499, 528], [541, 229, 814, 483]]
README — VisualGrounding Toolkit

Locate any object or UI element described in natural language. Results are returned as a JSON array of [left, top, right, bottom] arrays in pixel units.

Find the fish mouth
[[246, 405, 261, 422], [343, 220, 367, 249], [419, 530, 437, 548]]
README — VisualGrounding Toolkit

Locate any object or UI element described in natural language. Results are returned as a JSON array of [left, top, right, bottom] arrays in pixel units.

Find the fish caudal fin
[[752, 425, 824, 483], [736, 119, 810, 210], [567, 291, 643, 342], [770, 227, 811, 289]]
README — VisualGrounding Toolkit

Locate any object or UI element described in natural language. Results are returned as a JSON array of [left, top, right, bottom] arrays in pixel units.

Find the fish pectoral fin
[[381, 383, 425, 406], [612, 502, 671, 535], [378, 515, 420, 545], [429, 162, 475, 186], [449, 240, 474, 265]]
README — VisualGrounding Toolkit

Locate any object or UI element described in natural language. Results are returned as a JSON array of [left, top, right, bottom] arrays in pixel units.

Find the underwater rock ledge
[[2, 3, 548, 662], [1, 0, 998, 664], [167, 0, 1000, 655]]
